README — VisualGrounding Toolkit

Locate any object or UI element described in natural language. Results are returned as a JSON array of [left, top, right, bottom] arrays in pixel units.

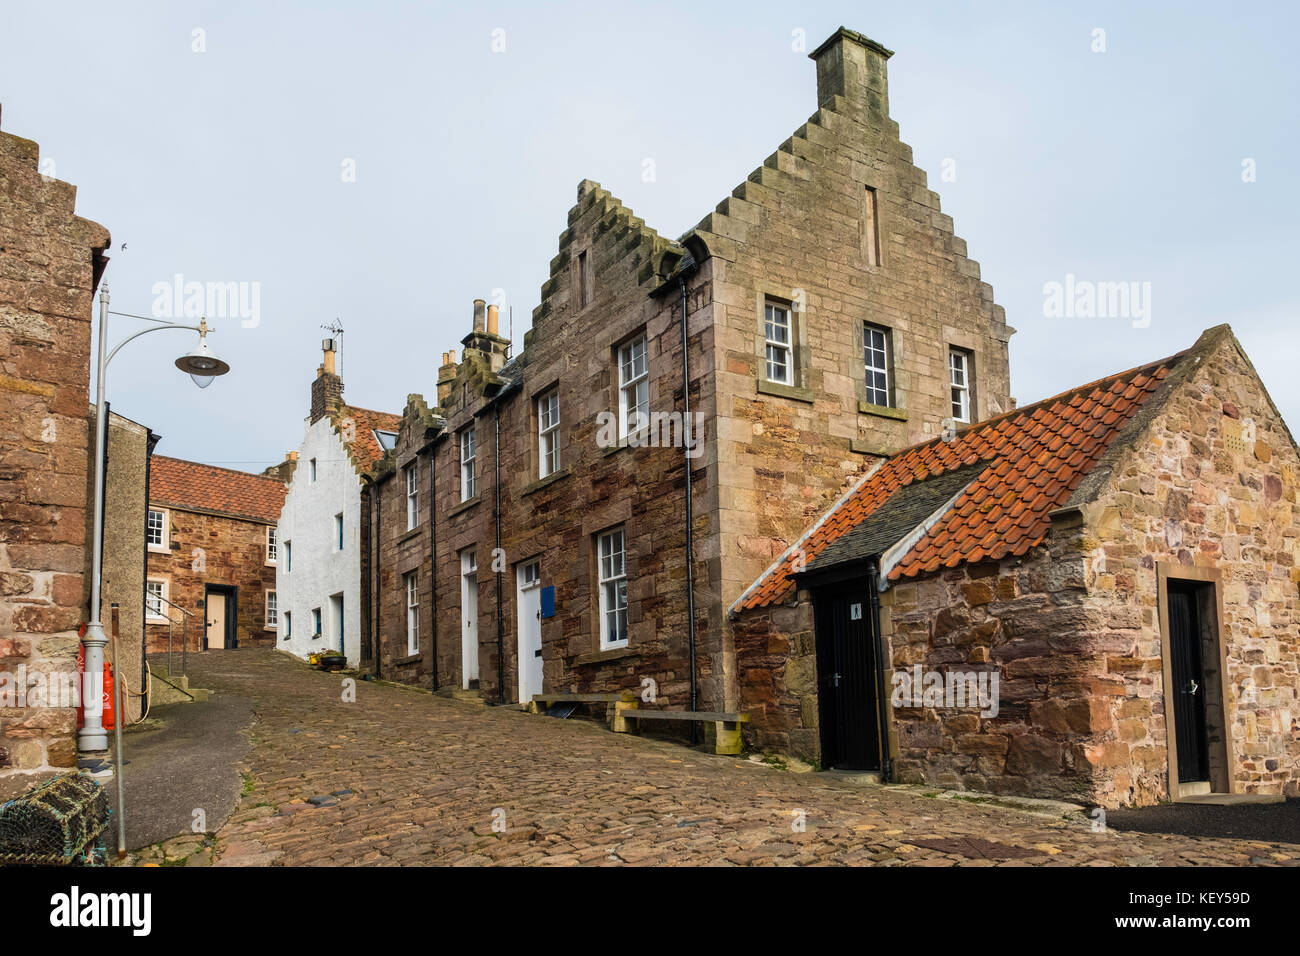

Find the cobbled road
[[156, 649, 1298, 867]]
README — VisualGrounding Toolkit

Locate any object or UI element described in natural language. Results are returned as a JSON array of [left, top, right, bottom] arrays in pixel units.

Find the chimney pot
[[473, 299, 486, 332], [487, 304, 499, 335]]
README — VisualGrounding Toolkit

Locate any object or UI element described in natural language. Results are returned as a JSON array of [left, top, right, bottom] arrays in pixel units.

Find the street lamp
[[79, 284, 230, 754]]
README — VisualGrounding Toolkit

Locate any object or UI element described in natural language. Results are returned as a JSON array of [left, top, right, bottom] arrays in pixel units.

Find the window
[[597, 528, 628, 649], [284, 540, 292, 572], [265, 590, 278, 628], [460, 427, 477, 501], [334, 513, 345, 550], [405, 463, 418, 530], [618, 336, 649, 439], [266, 526, 277, 564], [578, 250, 591, 308], [537, 389, 560, 478], [863, 185, 881, 266], [950, 348, 973, 423], [405, 571, 420, 655], [312, 607, 322, 638], [863, 323, 892, 407], [764, 301, 792, 385], [282, 611, 291, 641], [375, 430, 397, 452], [146, 508, 168, 551], [145, 579, 168, 621], [310, 458, 317, 481]]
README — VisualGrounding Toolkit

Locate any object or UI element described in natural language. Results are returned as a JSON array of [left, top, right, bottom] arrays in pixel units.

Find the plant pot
[[319, 654, 347, 672]]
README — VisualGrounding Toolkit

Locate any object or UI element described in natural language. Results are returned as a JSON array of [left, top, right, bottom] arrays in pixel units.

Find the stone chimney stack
[[809, 27, 893, 122], [460, 298, 511, 374], [436, 349, 458, 407], [310, 337, 345, 423]]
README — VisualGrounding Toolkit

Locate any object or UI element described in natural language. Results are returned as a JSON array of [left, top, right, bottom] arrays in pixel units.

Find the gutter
[[141, 428, 160, 717]]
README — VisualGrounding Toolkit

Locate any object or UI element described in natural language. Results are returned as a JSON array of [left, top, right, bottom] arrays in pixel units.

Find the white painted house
[[276, 342, 398, 666]]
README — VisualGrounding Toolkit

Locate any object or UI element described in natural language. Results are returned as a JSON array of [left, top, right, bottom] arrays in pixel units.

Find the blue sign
[[541, 586, 556, 619]]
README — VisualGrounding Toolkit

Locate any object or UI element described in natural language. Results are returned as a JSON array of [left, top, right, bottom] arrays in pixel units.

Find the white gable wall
[[276, 416, 363, 665]]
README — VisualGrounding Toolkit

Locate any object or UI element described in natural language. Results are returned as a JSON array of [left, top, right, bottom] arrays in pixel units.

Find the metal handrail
[[147, 590, 197, 678]]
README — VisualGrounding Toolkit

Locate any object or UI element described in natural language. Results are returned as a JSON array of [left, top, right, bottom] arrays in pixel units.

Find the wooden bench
[[611, 703, 751, 755], [529, 691, 635, 718]]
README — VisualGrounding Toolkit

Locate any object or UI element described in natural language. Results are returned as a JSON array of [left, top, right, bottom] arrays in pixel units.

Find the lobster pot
[[0, 771, 111, 866]]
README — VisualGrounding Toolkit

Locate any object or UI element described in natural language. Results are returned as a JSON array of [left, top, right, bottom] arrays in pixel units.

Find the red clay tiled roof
[[340, 405, 401, 473], [733, 354, 1181, 612], [149, 456, 287, 523]]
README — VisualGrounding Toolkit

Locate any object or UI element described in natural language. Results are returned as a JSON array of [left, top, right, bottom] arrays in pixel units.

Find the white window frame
[[405, 571, 420, 655], [265, 590, 278, 629], [537, 389, 560, 478], [311, 607, 322, 639], [145, 578, 169, 623], [864, 323, 892, 408], [405, 463, 418, 530], [310, 457, 318, 482], [460, 427, 477, 501], [376, 429, 397, 452], [282, 610, 291, 641], [284, 539, 292, 572], [617, 335, 648, 439], [146, 508, 168, 552], [597, 528, 628, 650], [950, 348, 972, 423], [266, 525, 278, 565], [334, 513, 345, 551], [764, 301, 792, 385]]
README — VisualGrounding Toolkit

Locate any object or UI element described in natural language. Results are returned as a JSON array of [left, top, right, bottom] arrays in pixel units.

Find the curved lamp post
[[79, 283, 230, 754]]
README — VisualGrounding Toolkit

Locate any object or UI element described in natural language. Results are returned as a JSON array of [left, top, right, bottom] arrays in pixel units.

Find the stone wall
[[710, 28, 1014, 626], [94, 410, 151, 722], [1077, 332, 1300, 805], [0, 107, 110, 796], [146, 507, 278, 653]]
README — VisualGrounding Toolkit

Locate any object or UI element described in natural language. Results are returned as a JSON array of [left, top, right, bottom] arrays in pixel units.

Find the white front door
[[461, 549, 478, 688], [516, 561, 543, 704], [206, 592, 226, 650]]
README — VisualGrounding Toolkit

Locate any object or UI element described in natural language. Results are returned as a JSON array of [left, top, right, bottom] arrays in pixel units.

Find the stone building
[[0, 106, 111, 796], [279, 343, 398, 666], [145, 455, 287, 654], [364, 27, 1014, 716], [732, 326, 1300, 807], [92, 409, 156, 723]]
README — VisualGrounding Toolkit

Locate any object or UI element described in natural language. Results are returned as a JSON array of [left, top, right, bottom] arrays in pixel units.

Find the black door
[[813, 582, 881, 771], [1168, 583, 1209, 782]]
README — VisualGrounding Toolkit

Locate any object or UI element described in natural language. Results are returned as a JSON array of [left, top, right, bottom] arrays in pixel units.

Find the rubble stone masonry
[[0, 107, 110, 796]]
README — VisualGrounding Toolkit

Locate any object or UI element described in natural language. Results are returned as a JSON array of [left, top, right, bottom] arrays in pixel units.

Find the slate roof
[[149, 456, 287, 523], [731, 334, 1211, 613], [801, 461, 988, 575]]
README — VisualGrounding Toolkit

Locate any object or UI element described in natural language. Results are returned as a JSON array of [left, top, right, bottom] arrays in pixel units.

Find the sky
[[3, 1, 1297, 472]]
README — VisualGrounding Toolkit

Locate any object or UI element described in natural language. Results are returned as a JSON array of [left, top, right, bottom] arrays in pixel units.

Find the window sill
[[573, 645, 637, 667], [395, 653, 422, 666], [146, 617, 170, 626], [397, 527, 422, 544], [756, 379, 814, 404], [522, 467, 570, 496], [448, 496, 480, 518], [849, 438, 892, 458], [147, 545, 169, 555], [858, 401, 908, 421]]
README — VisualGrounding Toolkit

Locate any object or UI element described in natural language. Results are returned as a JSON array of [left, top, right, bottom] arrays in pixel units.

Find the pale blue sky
[[3, 1, 1296, 469]]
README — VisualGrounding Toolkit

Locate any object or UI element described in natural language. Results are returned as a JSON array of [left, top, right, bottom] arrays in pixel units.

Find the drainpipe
[[494, 403, 505, 703], [425, 442, 439, 691], [141, 430, 160, 717], [679, 275, 698, 738], [372, 480, 381, 680], [868, 561, 893, 781]]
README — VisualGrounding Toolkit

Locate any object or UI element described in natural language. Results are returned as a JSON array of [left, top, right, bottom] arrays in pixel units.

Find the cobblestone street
[[137, 650, 1300, 867]]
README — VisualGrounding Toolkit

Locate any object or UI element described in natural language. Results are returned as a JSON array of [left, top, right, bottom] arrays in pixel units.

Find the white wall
[[276, 417, 363, 666]]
